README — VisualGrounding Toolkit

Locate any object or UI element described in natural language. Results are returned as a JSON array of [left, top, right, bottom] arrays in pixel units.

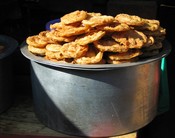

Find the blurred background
[[0, 0, 174, 137]]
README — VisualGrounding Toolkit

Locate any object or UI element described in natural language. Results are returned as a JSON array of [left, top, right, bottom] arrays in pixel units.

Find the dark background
[[0, 0, 175, 137]]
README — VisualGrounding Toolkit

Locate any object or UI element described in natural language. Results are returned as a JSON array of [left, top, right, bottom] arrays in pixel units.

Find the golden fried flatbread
[[143, 36, 155, 47], [45, 50, 64, 60], [61, 42, 89, 58], [115, 13, 145, 26], [46, 30, 76, 42], [75, 30, 105, 45], [142, 27, 166, 37], [38, 31, 58, 44], [52, 23, 89, 37], [87, 12, 102, 18], [26, 35, 48, 48], [26, 10, 166, 65], [28, 45, 46, 56], [45, 44, 62, 52], [74, 47, 103, 64], [82, 15, 115, 27], [107, 57, 139, 64], [93, 38, 128, 53], [98, 22, 130, 32], [108, 49, 143, 60], [134, 19, 160, 31], [60, 10, 88, 24], [112, 30, 147, 49]]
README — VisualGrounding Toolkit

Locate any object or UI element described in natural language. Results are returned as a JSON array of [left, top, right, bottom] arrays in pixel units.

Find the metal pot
[[21, 40, 171, 137], [0, 35, 18, 113]]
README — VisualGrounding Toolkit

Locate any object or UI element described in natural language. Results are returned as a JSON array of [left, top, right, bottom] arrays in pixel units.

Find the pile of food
[[26, 10, 166, 64]]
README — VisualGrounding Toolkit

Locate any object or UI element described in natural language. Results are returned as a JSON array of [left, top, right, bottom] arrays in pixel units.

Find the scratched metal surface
[[0, 94, 136, 138]]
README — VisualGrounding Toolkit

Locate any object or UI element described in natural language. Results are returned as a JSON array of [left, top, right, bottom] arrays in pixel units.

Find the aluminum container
[[21, 40, 171, 137], [0, 35, 18, 113]]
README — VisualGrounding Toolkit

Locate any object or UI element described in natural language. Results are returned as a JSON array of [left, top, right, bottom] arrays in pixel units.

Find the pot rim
[[20, 40, 171, 70], [0, 34, 18, 59]]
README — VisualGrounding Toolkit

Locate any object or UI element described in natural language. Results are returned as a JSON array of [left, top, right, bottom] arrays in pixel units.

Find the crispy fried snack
[[51, 22, 89, 37], [60, 10, 88, 24], [98, 22, 130, 32], [93, 38, 129, 53], [143, 36, 155, 47], [142, 27, 166, 37], [87, 12, 102, 17], [75, 30, 105, 45], [28, 45, 46, 56], [82, 15, 115, 27], [61, 42, 89, 58], [134, 19, 160, 31], [38, 31, 58, 44], [26, 10, 166, 64], [45, 50, 64, 61], [108, 49, 143, 60], [50, 22, 63, 30], [107, 57, 139, 64], [26, 35, 48, 48], [46, 30, 76, 42], [112, 30, 147, 49], [45, 44, 62, 52], [115, 13, 145, 26], [74, 46, 103, 64], [45, 44, 64, 60]]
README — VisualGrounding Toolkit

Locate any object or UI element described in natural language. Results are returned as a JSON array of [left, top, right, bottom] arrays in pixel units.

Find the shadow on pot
[[31, 66, 86, 137]]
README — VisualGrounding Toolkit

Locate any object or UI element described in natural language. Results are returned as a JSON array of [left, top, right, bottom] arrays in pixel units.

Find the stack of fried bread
[[26, 10, 166, 64]]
